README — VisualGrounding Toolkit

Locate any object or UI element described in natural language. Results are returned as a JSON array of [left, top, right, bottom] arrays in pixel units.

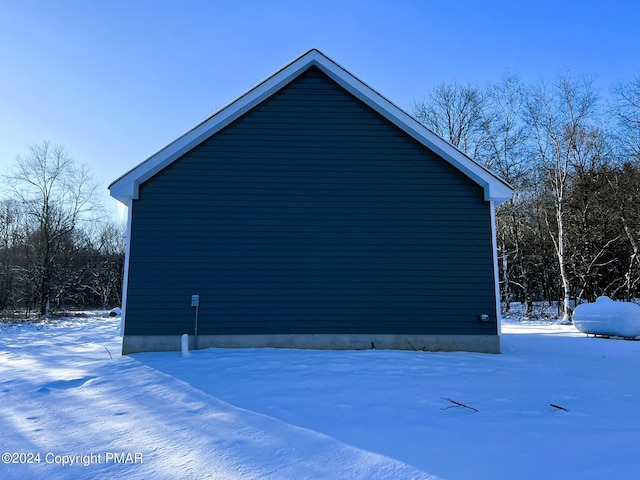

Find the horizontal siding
[[125, 66, 497, 337]]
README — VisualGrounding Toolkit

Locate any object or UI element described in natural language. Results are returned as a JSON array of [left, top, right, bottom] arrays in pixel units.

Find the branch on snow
[[441, 397, 478, 413]]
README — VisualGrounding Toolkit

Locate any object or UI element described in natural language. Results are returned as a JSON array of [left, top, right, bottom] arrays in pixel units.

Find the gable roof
[[109, 49, 513, 204]]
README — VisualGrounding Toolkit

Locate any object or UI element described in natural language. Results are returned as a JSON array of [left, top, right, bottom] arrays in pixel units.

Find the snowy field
[[1, 313, 639, 479]]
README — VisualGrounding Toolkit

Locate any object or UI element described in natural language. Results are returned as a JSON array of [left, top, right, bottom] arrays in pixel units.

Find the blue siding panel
[[125, 67, 498, 336]]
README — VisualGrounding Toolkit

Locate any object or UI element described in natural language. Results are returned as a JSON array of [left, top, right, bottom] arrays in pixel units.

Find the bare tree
[[412, 81, 487, 158], [479, 73, 533, 313], [525, 75, 600, 321], [608, 77, 640, 299], [0, 199, 24, 310], [611, 76, 640, 162], [566, 154, 620, 301], [2, 142, 102, 315], [480, 72, 530, 183], [604, 162, 640, 300], [75, 221, 125, 310]]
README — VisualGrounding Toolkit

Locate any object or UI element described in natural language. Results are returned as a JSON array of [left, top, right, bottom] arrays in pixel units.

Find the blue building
[[110, 50, 512, 354]]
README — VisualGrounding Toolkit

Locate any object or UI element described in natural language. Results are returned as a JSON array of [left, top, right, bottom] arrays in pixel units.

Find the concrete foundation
[[122, 333, 500, 354]]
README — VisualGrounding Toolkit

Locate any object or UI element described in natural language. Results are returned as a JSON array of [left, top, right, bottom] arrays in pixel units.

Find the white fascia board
[[489, 200, 503, 335], [109, 49, 513, 204], [119, 198, 133, 336]]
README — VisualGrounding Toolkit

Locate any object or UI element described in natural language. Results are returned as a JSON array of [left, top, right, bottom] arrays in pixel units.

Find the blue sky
[[1, 0, 639, 218]]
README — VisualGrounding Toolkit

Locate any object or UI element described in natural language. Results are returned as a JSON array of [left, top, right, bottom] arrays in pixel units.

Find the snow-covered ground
[[1, 313, 639, 479]]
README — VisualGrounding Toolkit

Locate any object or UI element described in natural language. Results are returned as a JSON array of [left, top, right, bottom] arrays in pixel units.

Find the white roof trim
[[109, 49, 513, 204]]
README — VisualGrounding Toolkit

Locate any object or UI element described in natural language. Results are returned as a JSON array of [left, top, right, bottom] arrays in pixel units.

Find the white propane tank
[[573, 296, 640, 338]]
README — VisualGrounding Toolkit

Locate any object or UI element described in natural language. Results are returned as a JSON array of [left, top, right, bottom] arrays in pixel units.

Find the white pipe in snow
[[181, 334, 190, 357]]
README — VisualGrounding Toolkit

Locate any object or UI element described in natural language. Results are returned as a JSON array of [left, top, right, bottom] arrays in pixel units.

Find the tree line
[[413, 73, 640, 319], [0, 142, 124, 317]]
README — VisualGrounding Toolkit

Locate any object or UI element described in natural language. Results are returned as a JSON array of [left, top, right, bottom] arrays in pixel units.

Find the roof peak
[[109, 50, 512, 204]]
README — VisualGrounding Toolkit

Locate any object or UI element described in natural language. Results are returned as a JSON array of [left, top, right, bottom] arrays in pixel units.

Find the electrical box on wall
[[191, 295, 200, 307]]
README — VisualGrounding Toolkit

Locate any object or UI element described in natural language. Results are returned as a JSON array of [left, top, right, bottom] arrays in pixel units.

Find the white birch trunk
[[556, 199, 571, 323]]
